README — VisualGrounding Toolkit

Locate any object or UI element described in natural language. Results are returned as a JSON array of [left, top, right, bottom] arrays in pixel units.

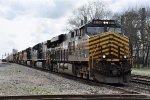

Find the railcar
[[25, 47, 32, 66], [28, 42, 47, 69], [12, 19, 132, 84]]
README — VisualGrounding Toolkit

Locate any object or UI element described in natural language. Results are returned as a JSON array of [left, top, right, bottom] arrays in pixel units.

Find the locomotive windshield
[[86, 26, 122, 35], [87, 27, 104, 34], [107, 27, 122, 34]]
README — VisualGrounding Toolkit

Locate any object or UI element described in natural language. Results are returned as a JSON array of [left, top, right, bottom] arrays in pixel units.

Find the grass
[[131, 72, 150, 76], [131, 67, 150, 76], [132, 67, 150, 71]]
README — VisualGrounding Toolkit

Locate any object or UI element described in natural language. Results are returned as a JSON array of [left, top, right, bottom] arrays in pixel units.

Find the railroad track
[[128, 75, 150, 94], [54, 73, 139, 94], [0, 94, 149, 100], [131, 75, 150, 85], [7, 63, 150, 95], [14, 63, 140, 94], [132, 75, 150, 79]]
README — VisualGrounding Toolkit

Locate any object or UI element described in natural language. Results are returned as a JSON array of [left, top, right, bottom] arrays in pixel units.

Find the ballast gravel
[[0, 63, 121, 96]]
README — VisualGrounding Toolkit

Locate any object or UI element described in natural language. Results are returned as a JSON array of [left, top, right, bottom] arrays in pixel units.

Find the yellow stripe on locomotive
[[88, 32, 130, 61]]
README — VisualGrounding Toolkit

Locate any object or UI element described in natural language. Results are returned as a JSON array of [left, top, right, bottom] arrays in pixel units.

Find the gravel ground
[[0, 63, 121, 96]]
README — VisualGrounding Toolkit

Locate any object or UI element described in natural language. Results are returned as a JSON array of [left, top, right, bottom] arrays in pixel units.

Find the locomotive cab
[[86, 20, 122, 36]]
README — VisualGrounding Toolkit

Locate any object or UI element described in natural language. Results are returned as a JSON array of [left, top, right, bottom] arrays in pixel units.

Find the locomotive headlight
[[103, 21, 108, 24], [102, 55, 106, 58], [124, 55, 127, 59]]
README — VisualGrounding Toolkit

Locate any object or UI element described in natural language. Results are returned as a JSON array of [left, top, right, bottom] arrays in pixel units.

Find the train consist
[[7, 19, 132, 83]]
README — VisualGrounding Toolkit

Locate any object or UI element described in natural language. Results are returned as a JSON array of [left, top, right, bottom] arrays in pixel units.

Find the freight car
[[12, 19, 132, 84]]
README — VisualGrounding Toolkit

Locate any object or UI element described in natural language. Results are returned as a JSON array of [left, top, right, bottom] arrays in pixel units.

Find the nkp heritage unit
[[12, 19, 132, 83]]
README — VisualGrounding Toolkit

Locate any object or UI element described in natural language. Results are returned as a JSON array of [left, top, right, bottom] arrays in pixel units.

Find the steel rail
[[131, 75, 150, 85], [0, 94, 149, 100], [132, 75, 150, 80]]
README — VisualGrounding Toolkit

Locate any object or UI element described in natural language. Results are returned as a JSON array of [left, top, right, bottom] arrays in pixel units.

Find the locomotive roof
[[77, 19, 120, 30], [32, 43, 42, 50]]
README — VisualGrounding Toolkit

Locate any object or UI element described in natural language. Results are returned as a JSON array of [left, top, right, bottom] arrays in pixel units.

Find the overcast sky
[[0, 0, 149, 58]]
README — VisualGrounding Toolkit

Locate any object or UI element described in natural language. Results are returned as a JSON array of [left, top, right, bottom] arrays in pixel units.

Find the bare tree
[[67, 0, 111, 30]]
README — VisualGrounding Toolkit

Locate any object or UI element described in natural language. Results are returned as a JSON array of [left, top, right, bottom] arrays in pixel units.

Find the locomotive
[[12, 19, 132, 84]]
